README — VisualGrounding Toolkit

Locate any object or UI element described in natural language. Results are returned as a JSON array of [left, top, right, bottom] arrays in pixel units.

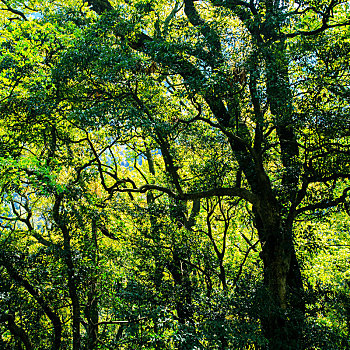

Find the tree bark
[[84, 220, 99, 350], [53, 195, 81, 350], [253, 199, 304, 349]]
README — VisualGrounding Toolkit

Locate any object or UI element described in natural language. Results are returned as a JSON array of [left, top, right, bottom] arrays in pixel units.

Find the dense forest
[[0, 0, 349, 349]]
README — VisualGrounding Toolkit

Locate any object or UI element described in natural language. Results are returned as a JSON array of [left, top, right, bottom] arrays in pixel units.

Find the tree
[[0, 0, 349, 349], [71, 0, 349, 347]]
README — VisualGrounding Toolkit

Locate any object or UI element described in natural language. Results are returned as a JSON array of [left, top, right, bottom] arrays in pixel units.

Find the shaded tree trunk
[[53, 195, 81, 350], [254, 203, 305, 349], [84, 220, 99, 350]]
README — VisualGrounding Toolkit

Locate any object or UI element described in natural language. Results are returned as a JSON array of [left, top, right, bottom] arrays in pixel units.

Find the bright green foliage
[[0, 0, 349, 349]]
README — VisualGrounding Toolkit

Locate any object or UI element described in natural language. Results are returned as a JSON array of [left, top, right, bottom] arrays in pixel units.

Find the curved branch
[[308, 173, 350, 183], [296, 187, 350, 216], [163, 1, 183, 37], [231, 239, 259, 288], [285, 0, 350, 38], [117, 183, 258, 205], [285, 20, 350, 38], [0, 0, 27, 21]]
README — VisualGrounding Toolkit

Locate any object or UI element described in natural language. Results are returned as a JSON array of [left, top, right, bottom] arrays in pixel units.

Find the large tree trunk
[[85, 1, 306, 348], [255, 204, 305, 349], [256, 5, 305, 345]]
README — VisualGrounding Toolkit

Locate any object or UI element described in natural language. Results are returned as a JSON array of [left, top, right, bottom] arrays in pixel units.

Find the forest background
[[0, 0, 349, 349]]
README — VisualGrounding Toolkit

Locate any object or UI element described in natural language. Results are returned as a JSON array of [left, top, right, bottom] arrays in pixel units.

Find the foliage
[[0, 0, 349, 349]]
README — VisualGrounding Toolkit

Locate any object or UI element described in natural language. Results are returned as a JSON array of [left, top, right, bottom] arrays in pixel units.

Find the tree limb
[[0, 0, 27, 21], [116, 183, 258, 205], [296, 187, 350, 216]]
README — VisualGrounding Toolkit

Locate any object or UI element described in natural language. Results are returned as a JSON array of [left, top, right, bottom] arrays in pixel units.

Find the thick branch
[[0, 0, 27, 21], [117, 183, 257, 205], [296, 187, 350, 216], [184, 0, 222, 63]]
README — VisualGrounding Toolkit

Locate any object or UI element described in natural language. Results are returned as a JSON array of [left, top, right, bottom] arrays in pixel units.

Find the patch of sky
[[119, 146, 161, 169], [28, 12, 42, 20], [33, 214, 46, 233]]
